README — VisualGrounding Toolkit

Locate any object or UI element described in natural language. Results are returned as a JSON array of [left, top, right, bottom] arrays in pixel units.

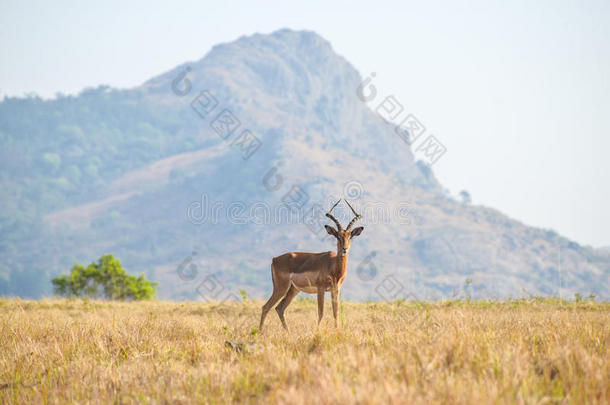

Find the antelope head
[[324, 199, 364, 256]]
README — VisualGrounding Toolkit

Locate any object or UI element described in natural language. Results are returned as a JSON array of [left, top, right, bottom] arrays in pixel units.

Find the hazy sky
[[1, 0, 609, 247]]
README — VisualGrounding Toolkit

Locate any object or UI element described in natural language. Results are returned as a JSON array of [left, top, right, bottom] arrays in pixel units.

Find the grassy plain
[[0, 298, 608, 404]]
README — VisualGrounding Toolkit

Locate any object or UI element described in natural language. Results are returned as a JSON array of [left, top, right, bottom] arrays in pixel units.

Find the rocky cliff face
[[1, 29, 607, 300]]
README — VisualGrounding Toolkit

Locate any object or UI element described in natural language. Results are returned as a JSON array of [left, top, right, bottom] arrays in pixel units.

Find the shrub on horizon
[[52, 254, 157, 300]]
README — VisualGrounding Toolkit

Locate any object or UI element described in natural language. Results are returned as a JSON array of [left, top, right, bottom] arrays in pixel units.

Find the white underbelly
[[292, 282, 318, 294], [289, 272, 324, 294]]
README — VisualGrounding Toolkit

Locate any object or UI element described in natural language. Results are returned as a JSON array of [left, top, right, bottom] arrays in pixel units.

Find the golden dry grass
[[0, 298, 608, 404]]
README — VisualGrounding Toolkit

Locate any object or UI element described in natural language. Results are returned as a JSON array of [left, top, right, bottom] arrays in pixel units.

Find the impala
[[259, 199, 364, 330]]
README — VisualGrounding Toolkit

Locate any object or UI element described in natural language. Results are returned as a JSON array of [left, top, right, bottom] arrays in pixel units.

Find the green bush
[[52, 254, 157, 300]]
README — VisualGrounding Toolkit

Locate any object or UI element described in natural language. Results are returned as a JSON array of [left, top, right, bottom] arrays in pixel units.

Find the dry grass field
[[0, 297, 608, 404]]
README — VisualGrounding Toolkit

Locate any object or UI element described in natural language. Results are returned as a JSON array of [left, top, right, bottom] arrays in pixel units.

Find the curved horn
[[325, 199, 342, 231], [344, 199, 362, 231]]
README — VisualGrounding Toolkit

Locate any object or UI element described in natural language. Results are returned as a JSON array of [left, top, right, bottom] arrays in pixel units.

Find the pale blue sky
[[1, 0, 609, 247]]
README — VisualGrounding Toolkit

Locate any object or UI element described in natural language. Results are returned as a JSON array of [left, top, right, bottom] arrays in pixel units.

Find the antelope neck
[[333, 252, 348, 282]]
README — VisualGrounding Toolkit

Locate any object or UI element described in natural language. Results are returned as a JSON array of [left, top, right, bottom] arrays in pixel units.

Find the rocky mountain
[[1, 29, 608, 300]]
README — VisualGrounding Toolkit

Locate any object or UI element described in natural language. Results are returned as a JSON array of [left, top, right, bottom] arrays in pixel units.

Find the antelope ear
[[351, 226, 364, 237], [325, 225, 338, 237]]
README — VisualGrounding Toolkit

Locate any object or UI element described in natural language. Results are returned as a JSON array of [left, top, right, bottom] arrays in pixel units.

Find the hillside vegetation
[[1, 298, 608, 404]]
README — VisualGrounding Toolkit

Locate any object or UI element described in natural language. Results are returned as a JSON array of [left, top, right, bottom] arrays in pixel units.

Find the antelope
[[259, 199, 364, 330]]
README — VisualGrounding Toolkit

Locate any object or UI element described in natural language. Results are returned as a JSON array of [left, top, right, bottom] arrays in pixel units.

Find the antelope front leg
[[331, 288, 340, 328], [317, 287, 325, 326]]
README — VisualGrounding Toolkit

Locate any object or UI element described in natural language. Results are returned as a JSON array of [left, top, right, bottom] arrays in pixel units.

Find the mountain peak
[[141, 28, 433, 191], [145, 28, 357, 99], [230, 29, 333, 53]]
